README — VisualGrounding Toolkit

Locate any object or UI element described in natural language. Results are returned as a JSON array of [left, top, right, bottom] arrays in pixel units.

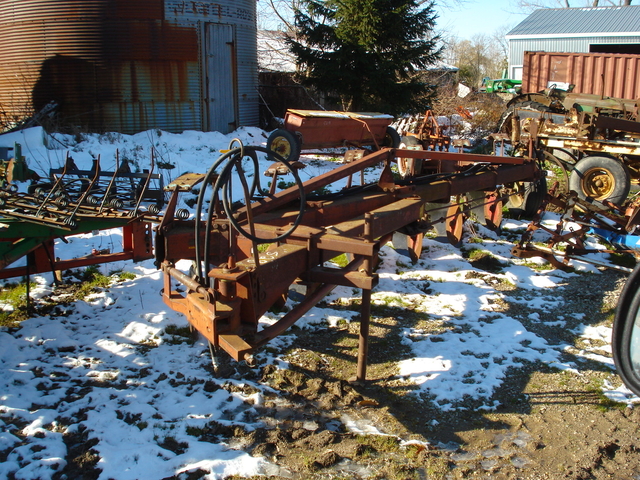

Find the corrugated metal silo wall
[[235, 16, 260, 130], [0, 0, 258, 134], [165, 0, 259, 133], [102, 1, 202, 134], [0, 0, 105, 129]]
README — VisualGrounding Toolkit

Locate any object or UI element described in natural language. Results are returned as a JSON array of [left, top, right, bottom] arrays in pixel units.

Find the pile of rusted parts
[[512, 183, 640, 274], [499, 88, 640, 273], [156, 144, 539, 382], [500, 88, 640, 206]]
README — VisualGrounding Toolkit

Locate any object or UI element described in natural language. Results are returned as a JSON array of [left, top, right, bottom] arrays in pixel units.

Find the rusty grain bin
[[522, 51, 640, 99], [0, 0, 258, 134]]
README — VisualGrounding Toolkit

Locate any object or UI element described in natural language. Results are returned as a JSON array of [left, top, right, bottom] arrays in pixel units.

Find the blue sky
[[257, 0, 531, 41], [435, 0, 529, 40]]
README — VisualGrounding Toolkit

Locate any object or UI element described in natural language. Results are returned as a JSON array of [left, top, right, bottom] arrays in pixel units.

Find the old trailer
[[267, 110, 400, 162]]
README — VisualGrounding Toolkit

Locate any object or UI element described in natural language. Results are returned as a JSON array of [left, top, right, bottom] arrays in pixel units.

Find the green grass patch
[[75, 266, 112, 299], [0, 281, 36, 327], [356, 434, 401, 453], [163, 324, 196, 345], [108, 269, 137, 281], [609, 252, 637, 269], [257, 243, 273, 253], [330, 253, 350, 268]]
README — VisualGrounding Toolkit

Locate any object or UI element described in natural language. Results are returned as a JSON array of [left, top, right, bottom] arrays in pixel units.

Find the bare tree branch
[[515, 0, 633, 13]]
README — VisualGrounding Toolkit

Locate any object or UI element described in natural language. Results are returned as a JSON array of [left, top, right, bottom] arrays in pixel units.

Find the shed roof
[[507, 5, 640, 37]]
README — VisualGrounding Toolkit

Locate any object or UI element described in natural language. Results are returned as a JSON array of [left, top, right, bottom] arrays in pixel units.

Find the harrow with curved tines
[[0, 151, 166, 279]]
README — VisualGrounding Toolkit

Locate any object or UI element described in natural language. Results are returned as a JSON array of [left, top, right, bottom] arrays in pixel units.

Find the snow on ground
[[0, 127, 637, 479]]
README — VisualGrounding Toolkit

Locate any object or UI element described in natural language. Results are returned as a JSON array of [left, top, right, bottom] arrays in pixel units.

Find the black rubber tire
[[267, 129, 301, 162], [612, 263, 640, 397], [381, 126, 401, 149], [506, 176, 547, 217], [569, 155, 631, 205], [550, 148, 578, 169]]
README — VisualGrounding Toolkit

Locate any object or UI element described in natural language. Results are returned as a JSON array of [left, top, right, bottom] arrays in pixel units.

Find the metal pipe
[[162, 264, 211, 298]]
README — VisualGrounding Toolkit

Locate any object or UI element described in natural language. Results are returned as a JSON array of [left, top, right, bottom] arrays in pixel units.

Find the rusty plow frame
[[156, 144, 540, 383], [511, 184, 640, 273]]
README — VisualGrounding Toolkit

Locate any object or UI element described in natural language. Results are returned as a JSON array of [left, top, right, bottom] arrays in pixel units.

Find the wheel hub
[[583, 168, 615, 200]]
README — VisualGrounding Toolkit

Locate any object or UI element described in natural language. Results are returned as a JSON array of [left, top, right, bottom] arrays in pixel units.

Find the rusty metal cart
[[267, 110, 400, 162]]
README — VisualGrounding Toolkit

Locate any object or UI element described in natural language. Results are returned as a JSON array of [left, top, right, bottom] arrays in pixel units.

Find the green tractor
[[480, 77, 522, 94]]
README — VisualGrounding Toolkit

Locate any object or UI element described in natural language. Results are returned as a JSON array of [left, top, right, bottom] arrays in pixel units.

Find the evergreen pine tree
[[287, 0, 442, 115]]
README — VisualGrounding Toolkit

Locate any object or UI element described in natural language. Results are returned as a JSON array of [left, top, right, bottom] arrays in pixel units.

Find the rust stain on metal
[[0, 0, 199, 133], [523, 51, 640, 99]]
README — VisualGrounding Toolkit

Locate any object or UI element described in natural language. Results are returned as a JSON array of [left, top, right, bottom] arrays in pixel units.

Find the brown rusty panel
[[103, 20, 198, 61], [254, 192, 397, 231], [397, 149, 525, 165], [243, 244, 309, 320], [218, 334, 254, 361], [0, 2, 201, 133], [325, 198, 424, 240], [322, 198, 423, 238], [159, 224, 231, 264], [305, 266, 378, 290], [283, 110, 393, 149], [315, 235, 377, 256], [411, 163, 538, 203], [523, 51, 640, 99]]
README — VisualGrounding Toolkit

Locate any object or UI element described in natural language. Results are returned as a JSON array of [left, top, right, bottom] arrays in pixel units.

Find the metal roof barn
[[0, 0, 259, 134], [506, 6, 640, 82]]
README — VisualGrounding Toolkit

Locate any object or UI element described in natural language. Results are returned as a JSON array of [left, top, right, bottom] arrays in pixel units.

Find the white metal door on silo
[[204, 23, 237, 133]]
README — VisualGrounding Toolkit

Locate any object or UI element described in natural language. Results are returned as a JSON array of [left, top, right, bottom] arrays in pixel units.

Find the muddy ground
[[12, 259, 639, 480], [208, 268, 640, 480]]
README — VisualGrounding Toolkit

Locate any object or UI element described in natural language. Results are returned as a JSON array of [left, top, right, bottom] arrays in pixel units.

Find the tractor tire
[[569, 155, 631, 205], [267, 129, 301, 162], [381, 126, 401, 149]]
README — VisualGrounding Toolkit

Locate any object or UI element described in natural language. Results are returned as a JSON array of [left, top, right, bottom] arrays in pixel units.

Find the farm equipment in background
[[511, 183, 640, 273], [498, 87, 640, 207], [266, 109, 401, 162], [393, 110, 453, 179], [480, 76, 522, 94], [511, 180, 640, 397], [0, 143, 40, 186], [0, 138, 542, 382]]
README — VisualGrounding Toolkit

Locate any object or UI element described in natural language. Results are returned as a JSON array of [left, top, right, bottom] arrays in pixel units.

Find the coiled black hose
[[193, 144, 306, 281]]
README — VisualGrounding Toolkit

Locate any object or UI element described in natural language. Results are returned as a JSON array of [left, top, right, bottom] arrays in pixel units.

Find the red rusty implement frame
[[157, 145, 539, 383], [0, 218, 154, 280]]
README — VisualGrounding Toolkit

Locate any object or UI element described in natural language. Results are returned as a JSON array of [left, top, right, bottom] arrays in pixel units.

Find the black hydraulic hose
[[216, 146, 306, 243], [194, 148, 238, 280], [195, 145, 306, 281]]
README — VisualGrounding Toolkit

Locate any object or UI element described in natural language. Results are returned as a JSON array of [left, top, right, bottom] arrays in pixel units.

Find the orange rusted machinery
[[156, 144, 540, 383]]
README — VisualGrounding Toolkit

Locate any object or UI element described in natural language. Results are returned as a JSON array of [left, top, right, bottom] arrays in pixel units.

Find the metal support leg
[[353, 211, 374, 385], [355, 288, 372, 384]]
